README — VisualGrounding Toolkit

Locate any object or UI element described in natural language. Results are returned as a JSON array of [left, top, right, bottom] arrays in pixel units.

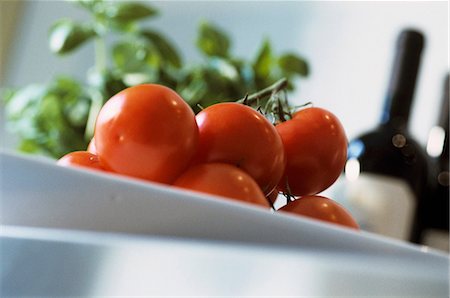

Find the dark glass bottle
[[345, 29, 429, 243], [422, 74, 449, 248]]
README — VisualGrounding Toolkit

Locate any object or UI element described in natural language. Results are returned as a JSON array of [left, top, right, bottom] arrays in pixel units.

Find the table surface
[[1, 225, 449, 297]]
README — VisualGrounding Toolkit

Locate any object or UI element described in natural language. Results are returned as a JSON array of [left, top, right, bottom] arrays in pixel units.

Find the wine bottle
[[422, 73, 449, 249], [343, 29, 429, 243]]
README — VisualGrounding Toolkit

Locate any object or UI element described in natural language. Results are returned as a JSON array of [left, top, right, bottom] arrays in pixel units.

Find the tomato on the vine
[[87, 138, 96, 154], [279, 195, 359, 230], [193, 102, 286, 195], [94, 84, 198, 184], [57, 151, 105, 171], [173, 162, 270, 208], [276, 107, 347, 196]]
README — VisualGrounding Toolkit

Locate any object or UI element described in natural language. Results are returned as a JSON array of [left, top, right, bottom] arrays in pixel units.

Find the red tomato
[[193, 103, 285, 195], [173, 163, 270, 208], [87, 138, 96, 154], [276, 107, 347, 196], [57, 151, 105, 171], [279, 195, 359, 230], [94, 84, 198, 184]]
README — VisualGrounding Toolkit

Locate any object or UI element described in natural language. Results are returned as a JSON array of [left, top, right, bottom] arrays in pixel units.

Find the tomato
[[87, 138, 96, 154], [57, 151, 105, 171], [193, 102, 285, 195], [279, 195, 359, 230], [94, 84, 198, 184], [173, 162, 269, 208], [276, 107, 347, 196]]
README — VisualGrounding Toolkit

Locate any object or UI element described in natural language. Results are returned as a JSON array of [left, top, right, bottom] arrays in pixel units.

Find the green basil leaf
[[232, 59, 255, 89], [1, 88, 16, 103], [208, 57, 239, 81], [41, 78, 89, 156], [179, 79, 208, 107], [4, 85, 46, 119], [5, 77, 90, 158], [53, 77, 90, 128], [65, 97, 90, 128], [112, 41, 149, 72], [18, 139, 42, 154], [141, 30, 182, 68], [123, 71, 156, 86], [49, 19, 96, 55], [196, 21, 230, 58], [278, 53, 309, 76], [104, 2, 157, 23], [156, 68, 180, 90], [75, 0, 103, 12], [87, 69, 127, 100], [253, 39, 273, 81]]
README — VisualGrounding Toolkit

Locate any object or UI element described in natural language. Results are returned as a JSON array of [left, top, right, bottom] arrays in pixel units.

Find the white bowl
[[1, 150, 449, 296], [1, 150, 448, 257]]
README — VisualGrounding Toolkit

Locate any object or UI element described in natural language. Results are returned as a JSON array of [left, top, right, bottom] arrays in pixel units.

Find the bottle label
[[422, 229, 449, 251], [325, 173, 416, 240]]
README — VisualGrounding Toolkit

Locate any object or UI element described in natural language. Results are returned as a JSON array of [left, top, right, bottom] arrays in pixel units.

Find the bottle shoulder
[[348, 125, 429, 188]]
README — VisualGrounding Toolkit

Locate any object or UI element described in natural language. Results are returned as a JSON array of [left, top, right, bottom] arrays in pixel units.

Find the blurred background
[[1, 1, 448, 149]]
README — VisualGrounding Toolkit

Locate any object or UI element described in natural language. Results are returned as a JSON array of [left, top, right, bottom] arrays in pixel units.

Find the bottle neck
[[438, 74, 449, 161], [440, 131, 449, 163], [438, 108, 449, 163], [380, 30, 424, 130]]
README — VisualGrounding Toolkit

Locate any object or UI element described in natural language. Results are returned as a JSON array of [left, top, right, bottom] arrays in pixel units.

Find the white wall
[[1, 1, 448, 150]]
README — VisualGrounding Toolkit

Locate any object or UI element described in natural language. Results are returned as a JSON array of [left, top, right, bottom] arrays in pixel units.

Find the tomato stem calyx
[[283, 179, 297, 204], [238, 78, 288, 105], [237, 78, 298, 124]]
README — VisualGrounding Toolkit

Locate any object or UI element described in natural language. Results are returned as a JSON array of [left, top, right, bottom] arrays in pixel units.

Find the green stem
[[95, 37, 107, 73], [237, 78, 288, 105], [85, 88, 104, 140]]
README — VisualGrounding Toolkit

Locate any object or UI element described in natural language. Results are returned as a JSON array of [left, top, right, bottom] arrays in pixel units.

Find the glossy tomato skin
[[276, 107, 347, 196], [193, 103, 285, 195], [87, 138, 96, 154], [57, 151, 105, 171], [94, 84, 198, 184], [279, 195, 359, 230], [173, 163, 269, 208]]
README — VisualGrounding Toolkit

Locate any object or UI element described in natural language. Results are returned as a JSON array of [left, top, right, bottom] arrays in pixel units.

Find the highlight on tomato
[[57, 151, 105, 171], [87, 138, 96, 154], [173, 162, 270, 208], [192, 102, 286, 195], [276, 107, 347, 196], [94, 84, 199, 184], [279, 195, 359, 230]]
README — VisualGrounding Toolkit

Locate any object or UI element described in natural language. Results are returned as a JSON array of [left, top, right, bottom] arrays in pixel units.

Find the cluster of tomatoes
[[58, 84, 359, 230]]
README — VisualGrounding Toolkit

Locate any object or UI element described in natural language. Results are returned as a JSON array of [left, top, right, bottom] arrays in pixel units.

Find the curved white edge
[[1, 150, 449, 261]]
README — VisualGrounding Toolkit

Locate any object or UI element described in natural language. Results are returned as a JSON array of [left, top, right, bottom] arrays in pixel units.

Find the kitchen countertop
[[2, 225, 448, 297]]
